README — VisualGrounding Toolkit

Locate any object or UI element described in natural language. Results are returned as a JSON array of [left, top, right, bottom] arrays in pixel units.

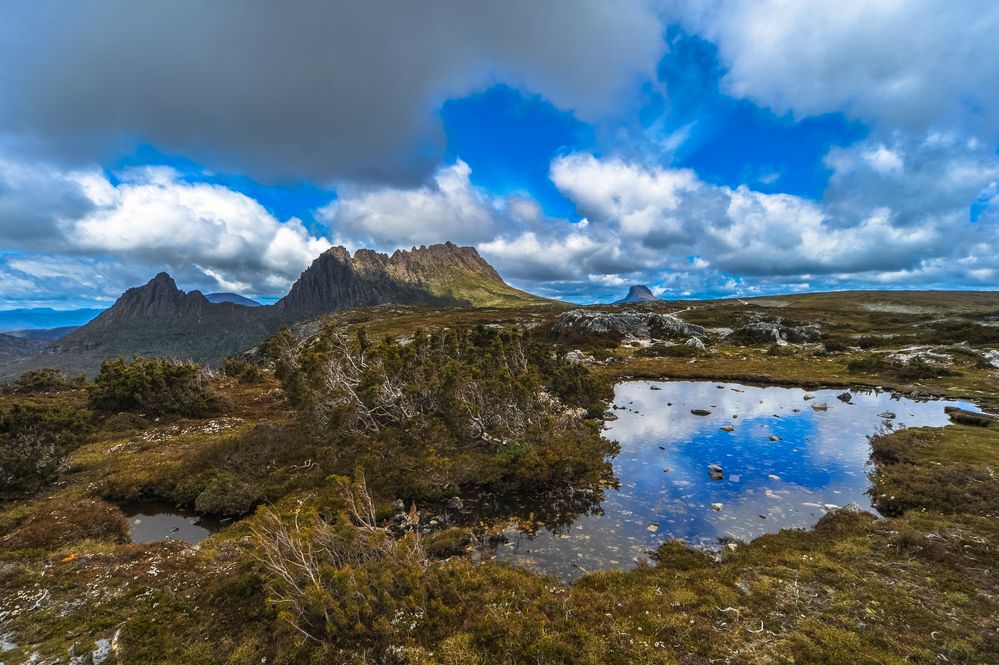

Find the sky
[[0, 0, 998, 308]]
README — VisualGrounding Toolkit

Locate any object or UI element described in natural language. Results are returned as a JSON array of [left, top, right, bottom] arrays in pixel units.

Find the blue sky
[[0, 1, 998, 308]]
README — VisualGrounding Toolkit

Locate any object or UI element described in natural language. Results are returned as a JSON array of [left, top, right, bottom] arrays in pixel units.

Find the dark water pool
[[493, 380, 976, 581], [121, 501, 223, 544]]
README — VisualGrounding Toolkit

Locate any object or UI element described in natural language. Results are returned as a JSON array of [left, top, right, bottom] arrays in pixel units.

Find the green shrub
[[0, 402, 92, 498], [267, 325, 615, 503], [88, 357, 222, 417], [194, 470, 262, 516], [10, 368, 84, 394], [221, 356, 263, 384]]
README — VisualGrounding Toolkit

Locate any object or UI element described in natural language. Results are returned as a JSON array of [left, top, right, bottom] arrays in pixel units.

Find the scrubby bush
[[195, 470, 263, 516], [821, 337, 850, 353], [266, 324, 614, 502], [633, 342, 701, 358], [88, 357, 222, 417], [0, 402, 92, 498], [10, 368, 84, 394], [221, 356, 263, 384]]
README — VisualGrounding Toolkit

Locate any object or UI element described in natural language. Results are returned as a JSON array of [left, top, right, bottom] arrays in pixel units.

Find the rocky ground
[[1, 291, 997, 664]]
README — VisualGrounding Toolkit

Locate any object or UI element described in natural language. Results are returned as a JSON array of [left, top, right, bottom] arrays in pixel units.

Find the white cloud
[[0, 155, 332, 304], [674, 0, 999, 141], [863, 146, 904, 175], [318, 161, 498, 248]]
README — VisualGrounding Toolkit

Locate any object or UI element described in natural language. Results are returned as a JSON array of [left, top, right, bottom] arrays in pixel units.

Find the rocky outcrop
[[552, 309, 705, 344], [614, 285, 660, 304]]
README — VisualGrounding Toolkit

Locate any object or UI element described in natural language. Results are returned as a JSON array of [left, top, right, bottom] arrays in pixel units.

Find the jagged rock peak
[[312, 242, 501, 280], [98, 272, 211, 322], [614, 285, 660, 304]]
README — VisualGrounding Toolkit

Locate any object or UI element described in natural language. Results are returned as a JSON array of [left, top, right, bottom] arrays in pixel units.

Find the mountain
[[205, 292, 262, 307], [7, 274, 282, 378], [0, 307, 103, 331], [2, 243, 546, 379], [614, 285, 660, 304], [275, 242, 543, 318]]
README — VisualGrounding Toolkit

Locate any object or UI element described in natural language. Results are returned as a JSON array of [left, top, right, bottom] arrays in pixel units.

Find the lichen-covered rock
[[552, 309, 704, 345]]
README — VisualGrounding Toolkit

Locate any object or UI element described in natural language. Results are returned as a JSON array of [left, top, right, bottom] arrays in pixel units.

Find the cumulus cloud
[[0, 0, 664, 185], [0, 156, 331, 304], [674, 0, 999, 140], [318, 161, 500, 248]]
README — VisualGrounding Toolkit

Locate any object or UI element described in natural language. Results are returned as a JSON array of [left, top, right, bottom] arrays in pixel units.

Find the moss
[[0, 497, 128, 552], [870, 425, 999, 515]]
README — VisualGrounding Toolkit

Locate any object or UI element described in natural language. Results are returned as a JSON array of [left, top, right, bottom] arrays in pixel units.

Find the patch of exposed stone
[[552, 309, 705, 342]]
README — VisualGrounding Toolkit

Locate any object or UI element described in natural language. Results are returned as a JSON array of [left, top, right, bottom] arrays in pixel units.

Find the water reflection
[[493, 380, 976, 582], [121, 501, 223, 544]]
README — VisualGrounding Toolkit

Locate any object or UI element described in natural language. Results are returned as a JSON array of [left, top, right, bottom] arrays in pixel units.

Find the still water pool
[[122, 501, 223, 544], [493, 380, 976, 581]]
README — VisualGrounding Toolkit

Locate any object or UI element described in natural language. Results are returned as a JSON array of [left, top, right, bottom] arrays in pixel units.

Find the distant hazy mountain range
[[2, 242, 544, 378], [205, 293, 262, 307], [0, 308, 103, 331], [614, 285, 660, 303]]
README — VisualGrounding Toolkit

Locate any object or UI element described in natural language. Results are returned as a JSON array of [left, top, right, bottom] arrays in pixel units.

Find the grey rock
[[552, 309, 705, 342]]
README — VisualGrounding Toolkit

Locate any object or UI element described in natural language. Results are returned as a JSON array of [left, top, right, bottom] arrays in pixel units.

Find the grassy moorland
[[0, 291, 997, 664]]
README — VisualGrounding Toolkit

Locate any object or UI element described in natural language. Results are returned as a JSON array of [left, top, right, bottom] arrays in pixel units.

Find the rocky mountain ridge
[[2, 243, 543, 378]]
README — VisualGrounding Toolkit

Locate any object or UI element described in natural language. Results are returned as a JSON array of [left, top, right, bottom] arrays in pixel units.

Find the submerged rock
[[720, 425, 735, 432], [707, 464, 724, 480], [879, 411, 896, 419], [811, 402, 829, 411], [691, 409, 711, 416]]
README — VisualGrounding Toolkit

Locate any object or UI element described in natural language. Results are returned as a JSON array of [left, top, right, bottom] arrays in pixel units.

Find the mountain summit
[[614, 285, 660, 304], [276, 242, 540, 318]]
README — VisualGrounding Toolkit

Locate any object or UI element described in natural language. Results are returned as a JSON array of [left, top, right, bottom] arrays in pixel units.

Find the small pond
[[492, 380, 977, 582], [122, 501, 224, 544]]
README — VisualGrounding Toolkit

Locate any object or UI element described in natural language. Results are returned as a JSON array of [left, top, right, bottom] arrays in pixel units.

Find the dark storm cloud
[[0, 0, 663, 185]]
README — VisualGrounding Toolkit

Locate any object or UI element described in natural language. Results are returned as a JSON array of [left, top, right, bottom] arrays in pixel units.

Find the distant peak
[[614, 285, 660, 304]]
